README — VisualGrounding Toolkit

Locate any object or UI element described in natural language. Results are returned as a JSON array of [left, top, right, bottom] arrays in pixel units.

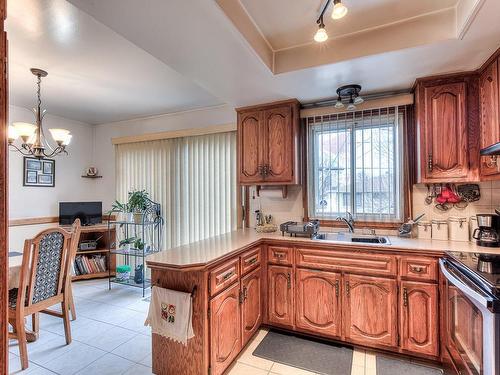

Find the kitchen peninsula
[[146, 229, 498, 375]]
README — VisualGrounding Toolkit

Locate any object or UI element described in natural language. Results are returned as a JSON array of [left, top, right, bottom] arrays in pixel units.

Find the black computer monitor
[[59, 201, 102, 226]]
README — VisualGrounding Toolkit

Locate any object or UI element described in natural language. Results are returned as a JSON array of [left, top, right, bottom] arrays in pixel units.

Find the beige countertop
[[146, 229, 500, 270]]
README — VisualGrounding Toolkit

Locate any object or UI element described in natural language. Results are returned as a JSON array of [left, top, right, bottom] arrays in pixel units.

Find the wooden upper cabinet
[[400, 281, 439, 357], [241, 267, 262, 346], [343, 274, 398, 348], [237, 100, 300, 185], [479, 57, 500, 178], [268, 265, 294, 328], [210, 282, 241, 375], [295, 269, 341, 338], [417, 81, 470, 182]]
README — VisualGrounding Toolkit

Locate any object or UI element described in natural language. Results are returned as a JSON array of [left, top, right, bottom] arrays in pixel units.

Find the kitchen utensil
[[457, 184, 481, 203], [425, 185, 433, 205], [398, 213, 425, 237]]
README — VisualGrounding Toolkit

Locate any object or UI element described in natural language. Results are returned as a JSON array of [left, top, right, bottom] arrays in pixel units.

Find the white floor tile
[[122, 363, 154, 375], [75, 353, 135, 375], [71, 320, 115, 343], [21, 336, 74, 366], [42, 342, 106, 375], [139, 353, 152, 368], [112, 334, 152, 363], [119, 312, 151, 336], [270, 362, 317, 375], [80, 325, 137, 351]]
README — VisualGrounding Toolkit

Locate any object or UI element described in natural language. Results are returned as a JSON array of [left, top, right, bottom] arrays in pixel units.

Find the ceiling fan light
[[49, 128, 70, 143], [13, 122, 36, 139], [335, 97, 344, 108], [314, 26, 328, 43], [331, 0, 348, 20], [347, 103, 356, 111], [354, 95, 364, 105], [8, 125, 19, 143]]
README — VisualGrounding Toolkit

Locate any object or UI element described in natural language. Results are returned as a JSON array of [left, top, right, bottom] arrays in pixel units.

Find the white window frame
[[307, 107, 404, 223]]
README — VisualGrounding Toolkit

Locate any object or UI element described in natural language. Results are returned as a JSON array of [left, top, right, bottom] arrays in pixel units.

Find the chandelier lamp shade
[[8, 68, 72, 159], [314, 0, 348, 42]]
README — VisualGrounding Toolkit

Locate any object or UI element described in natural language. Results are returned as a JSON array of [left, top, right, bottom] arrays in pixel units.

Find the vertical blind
[[307, 107, 404, 222], [115, 131, 237, 248]]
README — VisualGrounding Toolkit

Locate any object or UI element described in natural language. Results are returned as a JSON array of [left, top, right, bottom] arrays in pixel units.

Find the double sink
[[313, 232, 391, 245]]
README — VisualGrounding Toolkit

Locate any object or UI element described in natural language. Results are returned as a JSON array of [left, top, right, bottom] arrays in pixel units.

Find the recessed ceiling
[[240, 0, 459, 51], [6, 0, 223, 124]]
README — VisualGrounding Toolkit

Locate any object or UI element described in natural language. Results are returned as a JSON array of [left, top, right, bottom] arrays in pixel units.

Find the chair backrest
[[68, 219, 82, 272], [18, 227, 73, 308]]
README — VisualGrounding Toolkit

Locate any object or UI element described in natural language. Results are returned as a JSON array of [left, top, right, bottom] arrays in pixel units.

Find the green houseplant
[[128, 190, 151, 223], [110, 200, 133, 222]]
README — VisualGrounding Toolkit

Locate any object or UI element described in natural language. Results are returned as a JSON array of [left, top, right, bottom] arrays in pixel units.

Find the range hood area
[[480, 142, 500, 156]]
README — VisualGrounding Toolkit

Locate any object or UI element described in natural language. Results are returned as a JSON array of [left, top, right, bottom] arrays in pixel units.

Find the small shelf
[[73, 271, 110, 281], [81, 175, 103, 179], [110, 220, 158, 226], [76, 249, 111, 255], [111, 248, 155, 257], [110, 276, 151, 289]]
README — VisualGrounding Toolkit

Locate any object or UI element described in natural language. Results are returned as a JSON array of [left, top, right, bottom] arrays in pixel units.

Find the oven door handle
[[439, 259, 491, 308]]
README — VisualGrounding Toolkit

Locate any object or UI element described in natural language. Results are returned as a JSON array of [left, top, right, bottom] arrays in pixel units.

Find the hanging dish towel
[[145, 286, 194, 345]]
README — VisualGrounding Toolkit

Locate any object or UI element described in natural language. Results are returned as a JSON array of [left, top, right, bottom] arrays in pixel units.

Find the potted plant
[[110, 200, 133, 222], [128, 190, 151, 224], [119, 237, 137, 252]]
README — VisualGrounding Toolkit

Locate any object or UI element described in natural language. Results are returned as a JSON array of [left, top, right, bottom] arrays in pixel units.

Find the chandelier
[[8, 68, 72, 159], [335, 84, 364, 111]]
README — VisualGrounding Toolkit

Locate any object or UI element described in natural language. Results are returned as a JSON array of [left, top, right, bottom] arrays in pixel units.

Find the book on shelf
[[73, 254, 107, 276]]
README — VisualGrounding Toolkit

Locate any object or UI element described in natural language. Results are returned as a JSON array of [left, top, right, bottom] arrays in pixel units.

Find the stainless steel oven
[[440, 257, 500, 375]]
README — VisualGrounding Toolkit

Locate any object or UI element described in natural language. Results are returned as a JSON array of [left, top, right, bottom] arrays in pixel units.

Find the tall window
[[307, 107, 404, 222], [115, 131, 237, 248]]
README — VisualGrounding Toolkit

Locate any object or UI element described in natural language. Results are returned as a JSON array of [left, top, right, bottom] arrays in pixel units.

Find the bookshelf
[[72, 224, 116, 281]]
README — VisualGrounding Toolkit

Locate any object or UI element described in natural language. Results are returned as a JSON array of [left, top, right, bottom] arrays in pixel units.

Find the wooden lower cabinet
[[400, 281, 439, 357], [268, 265, 294, 328], [295, 268, 341, 338], [241, 267, 262, 346], [210, 282, 241, 375], [343, 274, 398, 348]]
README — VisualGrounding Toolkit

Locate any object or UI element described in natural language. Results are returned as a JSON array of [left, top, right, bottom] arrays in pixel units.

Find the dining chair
[[8, 226, 75, 370], [68, 219, 81, 320]]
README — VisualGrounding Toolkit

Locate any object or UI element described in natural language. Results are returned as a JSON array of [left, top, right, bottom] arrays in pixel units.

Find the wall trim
[[111, 123, 237, 145], [9, 216, 59, 227]]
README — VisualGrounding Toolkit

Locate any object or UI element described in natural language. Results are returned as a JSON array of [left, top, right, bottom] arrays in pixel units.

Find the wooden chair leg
[[61, 300, 72, 345], [68, 283, 76, 321], [15, 316, 29, 370], [31, 313, 39, 334]]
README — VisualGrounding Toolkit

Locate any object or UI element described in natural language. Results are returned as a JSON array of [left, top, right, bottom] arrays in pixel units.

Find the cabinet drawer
[[268, 246, 293, 265], [296, 247, 397, 276], [400, 257, 438, 281], [210, 258, 240, 297], [241, 247, 261, 275]]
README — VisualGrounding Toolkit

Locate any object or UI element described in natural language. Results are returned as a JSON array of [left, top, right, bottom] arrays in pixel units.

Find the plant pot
[[119, 212, 134, 223], [133, 212, 144, 224]]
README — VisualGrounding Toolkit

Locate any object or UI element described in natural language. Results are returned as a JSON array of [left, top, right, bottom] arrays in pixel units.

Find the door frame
[[0, 0, 8, 373]]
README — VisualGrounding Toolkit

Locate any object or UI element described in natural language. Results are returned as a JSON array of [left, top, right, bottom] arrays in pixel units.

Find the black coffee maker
[[473, 213, 500, 247]]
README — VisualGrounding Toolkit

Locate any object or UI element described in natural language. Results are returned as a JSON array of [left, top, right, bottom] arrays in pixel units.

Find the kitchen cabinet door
[[210, 282, 241, 375], [268, 265, 294, 328], [418, 82, 469, 182], [241, 267, 262, 346], [343, 274, 398, 348], [295, 268, 341, 338], [262, 105, 294, 183], [238, 110, 263, 184], [480, 58, 500, 178], [400, 281, 439, 357]]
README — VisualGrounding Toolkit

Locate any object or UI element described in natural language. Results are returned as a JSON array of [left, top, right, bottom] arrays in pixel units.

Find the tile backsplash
[[412, 181, 500, 222]]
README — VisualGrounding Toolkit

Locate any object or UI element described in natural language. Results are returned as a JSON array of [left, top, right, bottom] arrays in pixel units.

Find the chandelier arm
[[42, 146, 66, 158], [8, 143, 37, 156]]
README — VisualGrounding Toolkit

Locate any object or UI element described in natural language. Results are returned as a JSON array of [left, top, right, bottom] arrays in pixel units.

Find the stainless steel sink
[[313, 232, 391, 245]]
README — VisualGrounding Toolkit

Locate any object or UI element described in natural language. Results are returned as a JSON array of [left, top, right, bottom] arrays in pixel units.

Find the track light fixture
[[335, 84, 363, 111], [314, 0, 349, 42]]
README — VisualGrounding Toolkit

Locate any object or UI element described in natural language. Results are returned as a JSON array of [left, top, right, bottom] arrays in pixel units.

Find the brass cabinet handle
[[410, 265, 424, 273], [335, 280, 339, 298], [258, 165, 265, 177], [239, 290, 244, 304], [427, 154, 433, 172], [221, 270, 235, 281], [287, 273, 291, 289], [403, 287, 408, 307], [274, 252, 286, 259], [246, 257, 258, 265], [345, 281, 350, 297], [264, 165, 270, 176], [243, 286, 248, 299]]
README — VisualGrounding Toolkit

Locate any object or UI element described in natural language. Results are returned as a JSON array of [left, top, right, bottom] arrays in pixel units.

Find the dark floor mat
[[377, 355, 443, 375], [253, 330, 353, 375]]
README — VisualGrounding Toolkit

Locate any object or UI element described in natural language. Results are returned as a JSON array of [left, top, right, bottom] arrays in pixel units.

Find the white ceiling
[[7, 0, 500, 125], [240, 0, 459, 51], [6, 0, 222, 124]]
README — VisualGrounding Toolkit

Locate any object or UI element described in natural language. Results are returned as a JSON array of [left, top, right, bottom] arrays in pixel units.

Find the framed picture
[[23, 157, 55, 187]]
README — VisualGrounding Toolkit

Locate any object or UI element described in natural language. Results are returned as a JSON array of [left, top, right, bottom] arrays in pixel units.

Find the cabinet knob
[[427, 154, 433, 172]]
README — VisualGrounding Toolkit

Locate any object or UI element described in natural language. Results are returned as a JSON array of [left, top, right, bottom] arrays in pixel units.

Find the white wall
[[92, 104, 236, 211]]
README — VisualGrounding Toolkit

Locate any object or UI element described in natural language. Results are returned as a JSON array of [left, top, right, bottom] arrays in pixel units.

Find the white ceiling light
[[331, 0, 348, 20], [336, 84, 363, 111], [314, 17, 328, 43]]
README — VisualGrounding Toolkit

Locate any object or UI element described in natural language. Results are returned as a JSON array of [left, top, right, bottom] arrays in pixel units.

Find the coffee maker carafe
[[473, 213, 500, 247]]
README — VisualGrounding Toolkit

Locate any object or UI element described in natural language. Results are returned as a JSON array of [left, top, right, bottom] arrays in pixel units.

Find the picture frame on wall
[[23, 157, 55, 187]]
